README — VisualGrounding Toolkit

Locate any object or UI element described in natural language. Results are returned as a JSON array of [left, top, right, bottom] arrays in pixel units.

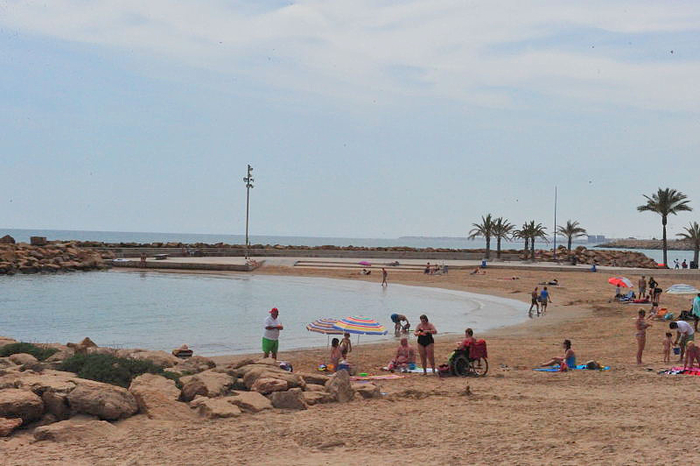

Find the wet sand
[[3, 264, 700, 465]]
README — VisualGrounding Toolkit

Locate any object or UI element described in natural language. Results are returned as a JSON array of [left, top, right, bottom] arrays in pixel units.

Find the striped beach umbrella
[[666, 284, 700, 295], [306, 318, 344, 335], [608, 277, 633, 288], [333, 316, 388, 336]]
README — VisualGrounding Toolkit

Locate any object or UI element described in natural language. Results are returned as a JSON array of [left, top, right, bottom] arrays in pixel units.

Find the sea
[[2, 228, 696, 264]]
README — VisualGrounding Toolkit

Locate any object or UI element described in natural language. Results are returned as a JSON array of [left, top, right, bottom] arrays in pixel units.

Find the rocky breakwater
[[0, 337, 382, 440], [0, 235, 114, 275], [531, 246, 659, 268]]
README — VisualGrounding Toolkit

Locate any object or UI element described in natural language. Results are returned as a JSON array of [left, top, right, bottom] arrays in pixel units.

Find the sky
[[1, 0, 699, 239]]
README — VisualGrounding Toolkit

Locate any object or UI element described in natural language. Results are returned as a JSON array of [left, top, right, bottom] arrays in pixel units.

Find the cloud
[[2, 0, 700, 111]]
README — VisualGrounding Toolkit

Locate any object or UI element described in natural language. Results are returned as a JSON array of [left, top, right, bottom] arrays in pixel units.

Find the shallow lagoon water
[[0, 271, 527, 355]]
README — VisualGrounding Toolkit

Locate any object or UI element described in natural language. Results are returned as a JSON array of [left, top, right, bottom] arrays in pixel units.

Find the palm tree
[[637, 188, 692, 266], [556, 220, 587, 251], [514, 222, 530, 259], [527, 221, 548, 261], [469, 214, 496, 259], [677, 221, 700, 267], [492, 217, 515, 259]]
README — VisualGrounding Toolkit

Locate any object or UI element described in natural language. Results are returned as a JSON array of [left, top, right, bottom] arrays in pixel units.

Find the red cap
[[270, 307, 279, 313]]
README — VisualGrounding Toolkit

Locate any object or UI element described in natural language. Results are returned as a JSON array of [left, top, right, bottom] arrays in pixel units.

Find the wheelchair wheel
[[470, 357, 488, 377], [452, 354, 470, 377]]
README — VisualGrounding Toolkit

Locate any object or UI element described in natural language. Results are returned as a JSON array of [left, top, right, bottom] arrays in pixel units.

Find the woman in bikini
[[635, 309, 651, 365], [541, 339, 576, 370], [414, 314, 437, 375]]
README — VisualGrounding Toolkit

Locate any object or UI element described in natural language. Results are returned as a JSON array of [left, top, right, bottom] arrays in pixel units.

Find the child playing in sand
[[663, 332, 673, 363], [684, 341, 700, 369], [339, 332, 352, 356], [329, 338, 342, 371]]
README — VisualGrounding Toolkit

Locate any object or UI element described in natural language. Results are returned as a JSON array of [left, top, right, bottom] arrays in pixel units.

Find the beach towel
[[534, 364, 610, 372], [351, 374, 404, 381], [402, 367, 439, 375], [659, 367, 700, 376]]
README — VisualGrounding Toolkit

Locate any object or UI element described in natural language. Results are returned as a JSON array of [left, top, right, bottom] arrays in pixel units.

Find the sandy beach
[[3, 264, 700, 465]]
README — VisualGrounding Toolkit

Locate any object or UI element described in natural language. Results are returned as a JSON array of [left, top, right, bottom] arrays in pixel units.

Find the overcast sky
[[1, 1, 699, 239]]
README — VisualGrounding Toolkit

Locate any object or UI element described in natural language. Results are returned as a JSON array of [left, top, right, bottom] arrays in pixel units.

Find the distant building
[[587, 235, 606, 244]]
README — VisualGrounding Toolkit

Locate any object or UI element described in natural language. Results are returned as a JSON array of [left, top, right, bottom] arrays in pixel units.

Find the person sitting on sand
[[361, 268, 371, 275], [470, 267, 486, 275], [424, 262, 431, 274], [541, 339, 576, 370], [457, 328, 476, 351], [389, 337, 416, 372], [329, 338, 342, 371], [684, 341, 700, 369], [339, 332, 352, 356]]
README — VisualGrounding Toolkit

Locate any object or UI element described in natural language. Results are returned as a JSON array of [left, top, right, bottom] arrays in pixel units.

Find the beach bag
[[585, 360, 601, 370]]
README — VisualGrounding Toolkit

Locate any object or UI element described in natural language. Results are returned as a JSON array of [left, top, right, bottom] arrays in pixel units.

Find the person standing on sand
[[648, 276, 657, 292], [528, 287, 540, 318], [262, 307, 283, 360], [539, 287, 552, 314], [635, 309, 651, 365], [638, 276, 646, 298], [381, 268, 388, 287], [415, 314, 437, 375], [692, 293, 700, 332]]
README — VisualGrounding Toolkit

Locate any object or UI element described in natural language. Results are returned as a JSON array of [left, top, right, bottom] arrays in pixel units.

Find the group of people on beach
[[528, 286, 552, 318]]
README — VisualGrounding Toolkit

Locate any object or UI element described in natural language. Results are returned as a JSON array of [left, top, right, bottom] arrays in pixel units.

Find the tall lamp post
[[243, 165, 254, 259], [553, 186, 558, 262]]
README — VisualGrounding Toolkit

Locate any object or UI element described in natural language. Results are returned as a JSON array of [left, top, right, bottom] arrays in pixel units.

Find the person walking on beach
[[381, 268, 388, 287], [638, 276, 646, 298], [262, 307, 283, 360], [670, 320, 694, 362], [414, 314, 437, 375], [635, 309, 651, 365], [528, 287, 540, 318], [539, 287, 552, 314]]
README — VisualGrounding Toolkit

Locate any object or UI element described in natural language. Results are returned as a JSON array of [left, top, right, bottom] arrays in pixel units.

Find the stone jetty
[[0, 237, 114, 275]]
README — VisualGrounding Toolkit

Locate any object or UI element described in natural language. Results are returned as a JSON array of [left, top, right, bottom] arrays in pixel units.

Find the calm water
[[0, 271, 527, 356]]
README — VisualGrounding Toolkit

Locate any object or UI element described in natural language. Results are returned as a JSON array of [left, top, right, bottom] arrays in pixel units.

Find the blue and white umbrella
[[666, 284, 700, 295]]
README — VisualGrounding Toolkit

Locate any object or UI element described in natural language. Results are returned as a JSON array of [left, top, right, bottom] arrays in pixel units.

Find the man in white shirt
[[262, 307, 284, 359], [670, 320, 695, 361]]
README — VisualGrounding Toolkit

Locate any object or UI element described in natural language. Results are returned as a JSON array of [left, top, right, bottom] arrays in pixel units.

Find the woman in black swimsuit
[[414, 314, 437, 375]]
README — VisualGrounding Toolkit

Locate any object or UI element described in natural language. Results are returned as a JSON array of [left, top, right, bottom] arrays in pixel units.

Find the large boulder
[[325, 370, 355, 403], [0, 235, 15, 244], [33, 417, 118, 442], [179, 370, 234, 400], [298, 372, 330, 386], [128, 350, 180, 368], [0, 388, 44, 423], [0, 417, 23, 437], [226, 391, 273, 413], [66, 382, 138, 420], [190, 397, 241, 419], [250, 377, 288, 395], [8, 353, 38, 365], [128, 374, 193, 421], [270, 388, 307, 410], [242, 367, 305, 390], [172, 356, 215, 375], [0, 358, 17, 370], [302, 391, 335, 406]]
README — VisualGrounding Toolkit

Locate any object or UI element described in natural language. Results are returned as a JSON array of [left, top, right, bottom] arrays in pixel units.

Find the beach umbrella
[[608, 277, 633, 288], [666, 284, 700, 295], [333, 316, 388, 343], [358, 261, 372, 266], [306, 318, 344, 346]]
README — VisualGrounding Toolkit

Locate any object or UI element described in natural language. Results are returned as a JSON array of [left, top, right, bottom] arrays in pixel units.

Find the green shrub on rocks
[[58, 353, 165, 388], [0, 342, 58, 361]]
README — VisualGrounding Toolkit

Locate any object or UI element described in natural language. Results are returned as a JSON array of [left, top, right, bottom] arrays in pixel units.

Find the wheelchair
[[448, 342, 489, 377]]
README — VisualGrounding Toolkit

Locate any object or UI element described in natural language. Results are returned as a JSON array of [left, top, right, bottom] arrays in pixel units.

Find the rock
[[190, 397, 242, 419], [8, 353, 38, 365], [180, 379, 207, 402], [0, 358, 17, 370], [304, 384, 326, 392], [179, 370, 234, 399], [352, 383, 381, 399], [302, 391, 335, 406], [86, 346, 118, 356], [270, 388, 308, 410], [44, 349, 74, 363], [298, 372, 330, 386], [0, 235, 15, 244], [66, 382, 138, 420], [128, 350, 180, 368], [0, 388, 44, 423], [42, 390, 71, 420], [0, 337, 18, 348], [173, 356, 215, 374], [251, 377, 288, 395], [67, 337, 98, 355], [325, 370, 355, 403], [242, 367, 305, 390], [226, 391, 273, 413], [33, 417, 117, 442], [0, 417, 23, 436], [128, 374, 193, 421]]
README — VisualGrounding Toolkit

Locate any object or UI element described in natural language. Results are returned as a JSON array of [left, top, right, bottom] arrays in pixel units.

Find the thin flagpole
[[553, 186, 558, 261]]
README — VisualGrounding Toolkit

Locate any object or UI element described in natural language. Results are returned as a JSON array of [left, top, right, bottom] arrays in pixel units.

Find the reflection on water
[[0, 271, 526, 355]]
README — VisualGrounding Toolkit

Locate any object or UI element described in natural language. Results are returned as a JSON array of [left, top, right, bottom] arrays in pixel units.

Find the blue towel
[[534, 365, 610, 372]]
